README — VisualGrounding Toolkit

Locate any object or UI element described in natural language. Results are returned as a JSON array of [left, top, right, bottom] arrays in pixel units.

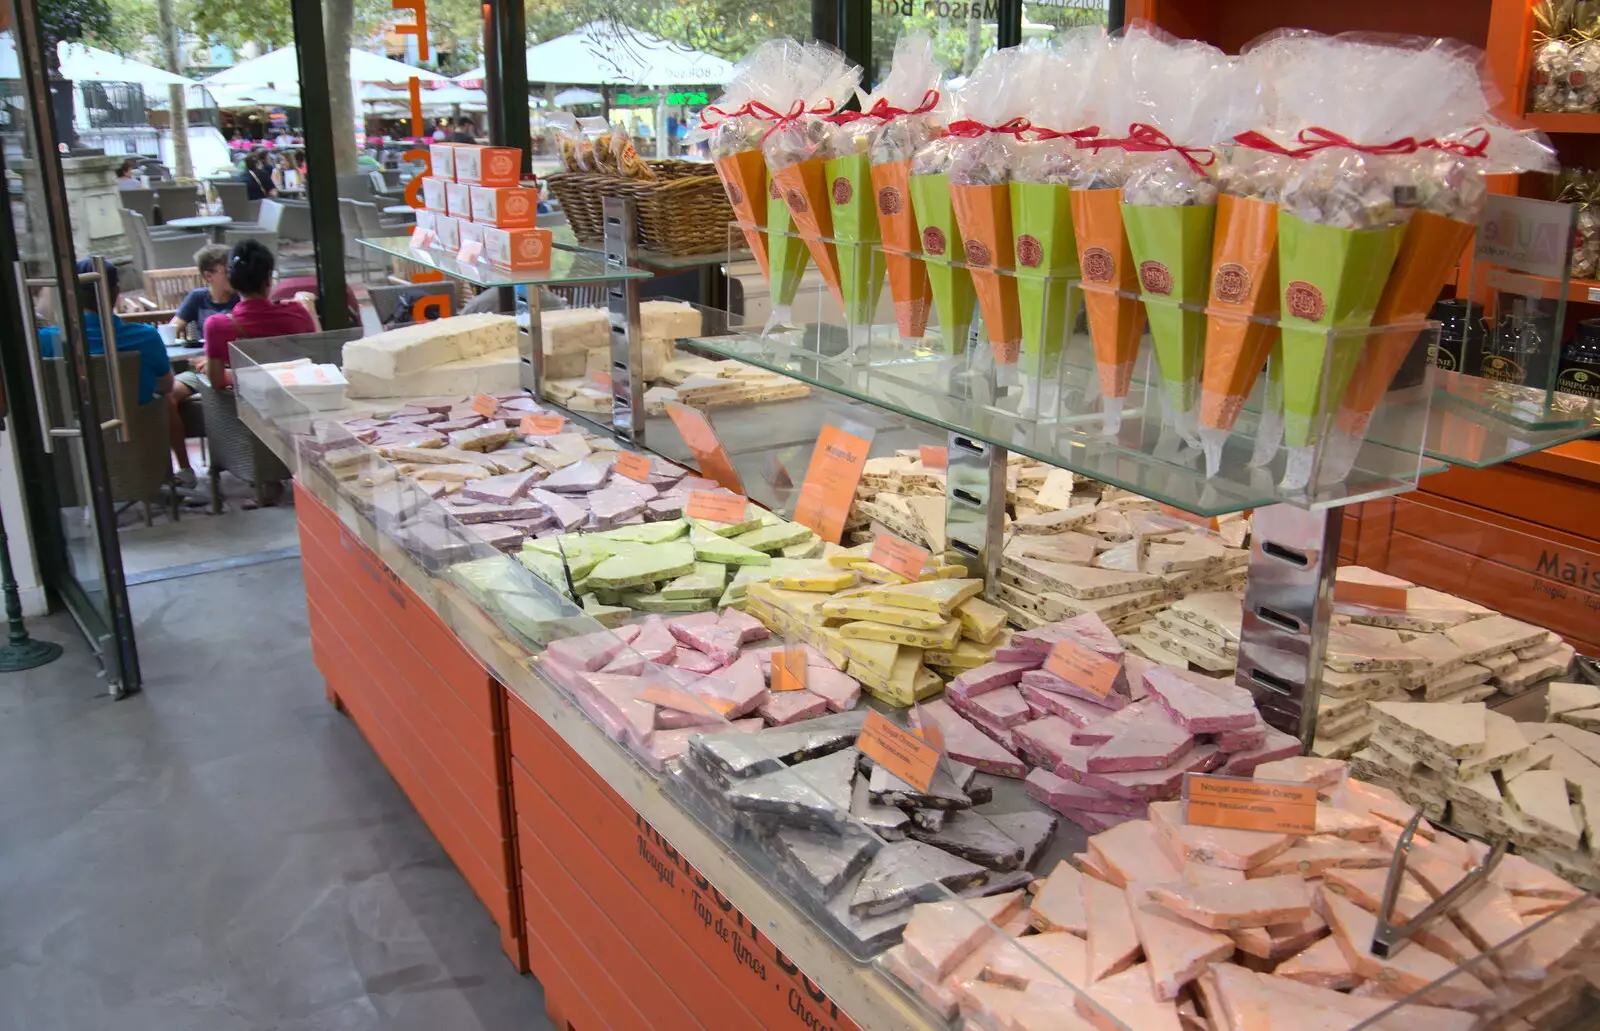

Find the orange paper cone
[[950, 183, 1022, 365], [715, 150, 771, 279], [870, 158, 932, 339], [1200, 194, 1281, 473], [1069, 188, 1145, 417], [1335, 210, 1477, 436], [772, 157, 844, 309]]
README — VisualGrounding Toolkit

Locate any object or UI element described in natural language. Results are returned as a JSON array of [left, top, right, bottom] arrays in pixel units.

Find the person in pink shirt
[[201, 239, 317, 389]]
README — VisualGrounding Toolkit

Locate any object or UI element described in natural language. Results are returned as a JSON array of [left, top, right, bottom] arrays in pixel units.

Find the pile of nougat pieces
[[1311, 566, 1576, 761], [884, 754, 1600, 1030]]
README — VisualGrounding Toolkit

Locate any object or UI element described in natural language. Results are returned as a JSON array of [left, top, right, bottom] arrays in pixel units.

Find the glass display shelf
[[356, 236, 653, 288]]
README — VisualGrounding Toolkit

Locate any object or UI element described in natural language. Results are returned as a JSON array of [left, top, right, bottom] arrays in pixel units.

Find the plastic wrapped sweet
[[1530, 1, 1579, 112], [547, 112, 584, 172]]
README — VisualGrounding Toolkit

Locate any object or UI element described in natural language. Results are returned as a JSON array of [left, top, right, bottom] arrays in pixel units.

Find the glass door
[[0, 2, 141, 694]]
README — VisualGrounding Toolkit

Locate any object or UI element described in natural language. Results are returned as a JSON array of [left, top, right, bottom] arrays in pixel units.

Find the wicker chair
[[141, 267, 204, 314], [153, 184, 199, 224], [202, 328, 363, 512], [43, 349, 175, 525], [213, 180, 260, 223]]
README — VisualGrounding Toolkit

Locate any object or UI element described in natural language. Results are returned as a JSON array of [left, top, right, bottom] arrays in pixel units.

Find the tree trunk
[[155, 0, 191, 178], [325, 0, 357, 174]]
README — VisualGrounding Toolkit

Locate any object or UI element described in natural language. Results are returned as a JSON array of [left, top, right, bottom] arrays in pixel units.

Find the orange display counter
[[295, 486, 868, 1031]]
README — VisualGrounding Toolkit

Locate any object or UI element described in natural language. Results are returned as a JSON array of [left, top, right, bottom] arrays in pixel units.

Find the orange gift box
[[483, 226, 553, 270], [469, 185, 537, 228], [455, 146, 522, 187]]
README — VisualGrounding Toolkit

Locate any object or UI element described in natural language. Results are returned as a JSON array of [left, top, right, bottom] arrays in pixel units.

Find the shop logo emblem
[[1017, 235, 1043, 268], [769, 180, 782, 200], [1481, 355, 1524, 384], [726, 181, 744, 206], [1139, 261, 1173, 296], [964, 239, 991, 267], [1428, 345, 1457, 372], [832, 177, 852, 205], [877, 186, 902, 216], [785, 189, 807, 214], [1213, 262, 1250, 303], [922, 226, 947, 256], [1285, 281, 1326, 321], [1082, 246, 1115, 282]]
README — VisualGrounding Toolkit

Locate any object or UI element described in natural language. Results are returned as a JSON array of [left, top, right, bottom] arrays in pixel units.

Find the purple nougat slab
[[395, 411, 445, 425], [1014, 716, 1082, 769], [672, 650, 724, 674], [964, 708, 1020, 753], [466, 523, 524, 551], [994, 638, 1052, 662], [759, 689, 830, 726], [669, 621, 742, 664], [1085, 720, 1195, 773], [958, 685, 1032, 729], [630, 618, 678, 664], [1024, 767, 1150, 817], [432, 416, 486, 433], [581, 672, 656, 747], [1020, 668, 1130, 710], [719, 608, 769, 644], [913, 698, 1027, 778], [1071, 700, 1161, 745], [541, 459, 611, 493], [588, 484, 650, 523], [547, 629, 629, 672], [1143, 667, 1258, 732], [644, 728, 696, 771], [1058, 741, 1222, 799], [648, 495, 687, 520], [667, 611, 722, 630], [601, 650, 649, 676], [528, 488, 587, 530], [803, 668, 861, 713], [1220, 727, 1303, 776], [679, 476, 721, 493], [1213, 718, 1267, 753], [446, 501, 547, 525], [459, 470, 542, 505], [656, 706, 722, 730], [688, 659, 767, 720], [1018, 684, 1120, 728], [948, 661, 1040, 700]]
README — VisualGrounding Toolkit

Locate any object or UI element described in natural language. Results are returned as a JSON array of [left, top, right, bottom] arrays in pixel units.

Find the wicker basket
[[545, 160, 733, 257]]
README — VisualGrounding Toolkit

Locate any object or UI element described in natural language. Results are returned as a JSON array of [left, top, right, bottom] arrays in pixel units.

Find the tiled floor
[[0, 558, 555, 1031]]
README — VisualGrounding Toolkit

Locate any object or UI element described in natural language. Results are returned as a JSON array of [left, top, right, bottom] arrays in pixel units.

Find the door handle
[[80, 256, 129, 443], [13, 261, 70, 453]]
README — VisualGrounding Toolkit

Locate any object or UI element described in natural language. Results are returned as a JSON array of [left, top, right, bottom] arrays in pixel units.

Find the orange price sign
[[470, 393, 499, 417], [793, 423, 872, 545], [589, 369, 613, 391], [1184, 774, 1318, 835], [636, 682, 720, 716], [870, 532, 930, 583], [919, 445, 948, 470], [771, 648, 808, 692], [1158, 504, 1220, 530], [686, 491, 748, 524], [914, 704, 945, 753], [519, 413, 565, 436], [856, 710, 941, 793], [1334, 581, 1410, 611], [1044, 639, 1120, 700], [665, 400, 743, 495], [613, 451, 652, 483]]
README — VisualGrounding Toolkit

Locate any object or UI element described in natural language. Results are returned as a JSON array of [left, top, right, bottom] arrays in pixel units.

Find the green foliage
[[522, 0, 810, 61], [93, 0, 159, 54], [38, 0, 114, 48]]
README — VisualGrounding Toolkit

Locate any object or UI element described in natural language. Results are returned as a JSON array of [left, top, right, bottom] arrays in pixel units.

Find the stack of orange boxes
[[418, 141, 552, 271]]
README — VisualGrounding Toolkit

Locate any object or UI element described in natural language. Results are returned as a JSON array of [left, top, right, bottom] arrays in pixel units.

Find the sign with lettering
[[1043, 639, 1119, 700], [519, 413, 565, 436], [918, 445, 947, 470], [613, 451, 652, 483], [1334, 580, 1409, 611], [771, 648, 807, 692], [856, 710, 940, 792], [686, 491, 748, 525], [1474, 194, 1576, 279], [869, 532, 929, 583], [590, 369, 612, 391], [666, 401, 743, 495], [1185, 774, 1318, 835], [470, 393, 498, 417], [793, 424, 872, 545]]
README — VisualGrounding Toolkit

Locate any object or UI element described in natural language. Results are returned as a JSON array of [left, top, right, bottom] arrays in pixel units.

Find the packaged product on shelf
[[1008, 29, 1106, 420], [945, 46, 1032, 372], [821, 101, 884, 339], [908, 116, 978, 357], [1529, 0, 1600, 113], [1066, 33, 1145, 434], [1557, 167, 1600, 278], [759, 41, 864, 316], [1112, 27, 1254, 449], [428, 141, 456, 181], [863, 31, 948, 343]]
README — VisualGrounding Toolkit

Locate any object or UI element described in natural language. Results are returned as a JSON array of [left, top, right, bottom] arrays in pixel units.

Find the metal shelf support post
[[604, 197, 645, 446], [945, 435, 1006, 583]]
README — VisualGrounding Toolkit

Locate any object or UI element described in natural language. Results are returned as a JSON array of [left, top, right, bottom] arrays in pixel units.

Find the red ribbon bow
[[1027, 125, 1102, 147], [1421, 127, 1492, 159], [1294, 126, 1420, 156], [946, 116, 1032, 139], [1109, 123, 1217, 176]]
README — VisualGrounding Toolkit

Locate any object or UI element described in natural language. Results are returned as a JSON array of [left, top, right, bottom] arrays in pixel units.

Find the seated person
[[115, 158, 141, 188], [201, 239, 316, 390], [170, 244, 237, 343]]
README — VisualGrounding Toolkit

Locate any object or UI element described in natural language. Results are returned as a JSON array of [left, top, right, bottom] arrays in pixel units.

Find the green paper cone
[[1119, 203, 1217, 428], [1010, 182, 1080, 381], [767, 183, 810, 308], [909, 172, 975, 355], [1275, 212, 1404, 451], [824, 153, 886, 326]]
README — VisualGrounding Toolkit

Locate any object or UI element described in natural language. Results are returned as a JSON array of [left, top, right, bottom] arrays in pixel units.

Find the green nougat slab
[[909, 172, 976, 355], [662, 562, 729, 599], [1119, 203, 1217, 415], [825, 153, 887, 326], [1276, 213, 1404, 449], [584, 540, 698, 590], [730, 521, 815, 553], [592, 518, 688, 545], [1010, 182, 1081, 380], [690, 525, 772, 566], [768, 186, 810, 307]]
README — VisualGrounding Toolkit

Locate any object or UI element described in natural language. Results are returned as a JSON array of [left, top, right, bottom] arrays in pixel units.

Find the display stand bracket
[[603, 196, 645, 446], [945, 434, 1006, 582]]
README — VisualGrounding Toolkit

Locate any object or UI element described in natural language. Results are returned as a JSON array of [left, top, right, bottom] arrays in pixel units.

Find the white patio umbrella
[[455, 21, 735, 86], [422, 84, 486, 106], [552, 87, 603, 106], [208, 84, 300, 108], [358, 83, 409, 102], [204, 45, 450, 87], [57, 42, 195, 86]]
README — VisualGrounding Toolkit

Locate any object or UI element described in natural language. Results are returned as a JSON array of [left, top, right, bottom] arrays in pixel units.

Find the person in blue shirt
[[39, 257, 178, 469]]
